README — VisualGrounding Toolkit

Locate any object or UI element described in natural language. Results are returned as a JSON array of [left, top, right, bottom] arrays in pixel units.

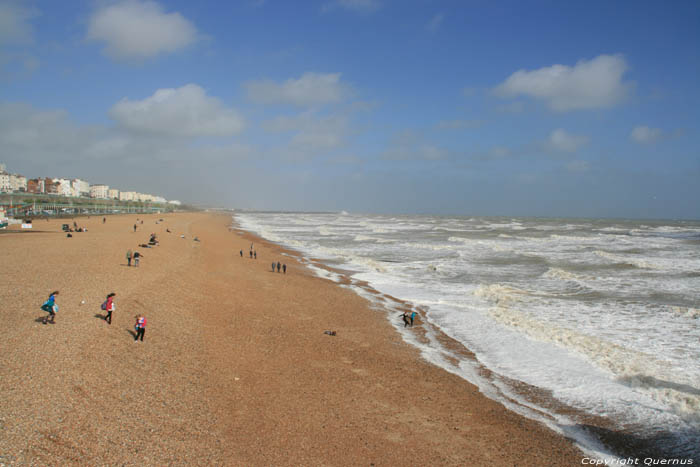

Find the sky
[[1, 0, 699, 219]]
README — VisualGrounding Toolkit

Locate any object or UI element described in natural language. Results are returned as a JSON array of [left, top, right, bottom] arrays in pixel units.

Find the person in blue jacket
[[41, 290, 59, 324]]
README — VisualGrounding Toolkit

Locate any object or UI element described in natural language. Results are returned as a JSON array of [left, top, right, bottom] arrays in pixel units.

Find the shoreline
[[1, 211, 585, 464], [233, 212, 700, 463]]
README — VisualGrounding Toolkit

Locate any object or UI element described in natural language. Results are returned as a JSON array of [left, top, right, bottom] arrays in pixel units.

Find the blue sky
[[1, 0, 698, 219]]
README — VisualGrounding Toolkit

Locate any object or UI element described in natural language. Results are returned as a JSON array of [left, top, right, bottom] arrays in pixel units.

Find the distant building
[[119, 191, 136, 202], [27, 178, 45, 194], [53, 178, 73, 197], [89, 184, 109, 199], [108, 188, 120, 199], [168, 200, 182, 206], [44, 178, 59, 194], [0, 172, 9, 192], [9, 174, 27, 192], [0, 163, 6, 173], [72, 179, 90, 197]]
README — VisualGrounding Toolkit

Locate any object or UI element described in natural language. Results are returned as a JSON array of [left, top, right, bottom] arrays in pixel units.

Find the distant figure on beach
[[126, 249, 132, 267], [133, 251, 143, 267], [271, 262, 276, 272], [133, 224, 137, 233], [103, 217, 106, 224], [73, 221, 77, 229], [134, 315, 146, 342], [240, 250, 243, 257], [166, 228, 171, 233], [410, 311, 416, 327], [400, 312, 410, 327], [254, 251, 257, 259], [283, 264, 286, 274], [249, 250, 253, 259], [103, 292, 116, 324], [41, 291, 59, 324], [277, 261, 281, 273]]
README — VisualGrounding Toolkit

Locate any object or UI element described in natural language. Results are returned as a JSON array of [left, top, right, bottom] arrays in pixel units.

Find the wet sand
[[0, 212, 584, 465]]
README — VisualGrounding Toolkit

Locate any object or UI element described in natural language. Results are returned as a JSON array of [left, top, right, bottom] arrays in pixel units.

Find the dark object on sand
[[66, 233, 72, 238], [323, 330, 336, 336], [62, 224, 70, 231]]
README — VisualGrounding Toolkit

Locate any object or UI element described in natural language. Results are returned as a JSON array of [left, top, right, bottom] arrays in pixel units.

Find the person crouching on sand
[[41, 291, 59, 324], [104, 292, 116, 324], [134, 315, 146, 342]]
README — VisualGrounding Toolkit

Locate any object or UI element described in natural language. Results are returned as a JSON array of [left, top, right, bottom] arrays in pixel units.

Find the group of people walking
[[271, 262, 287, 274]]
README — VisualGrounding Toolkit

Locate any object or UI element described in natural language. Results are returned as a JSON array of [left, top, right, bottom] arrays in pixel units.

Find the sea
[[235, 211, 700, 461]]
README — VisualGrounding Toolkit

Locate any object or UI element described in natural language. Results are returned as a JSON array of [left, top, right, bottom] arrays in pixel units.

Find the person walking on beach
[[410, 311, 417, 327], [103, 217, 106, 224], [254, 251, 257, 259], [277, 261, 281, 273], [249, 250, 253, 259], [400, 312, 410, 327], [41, 291, 59, 324], [133, 223, 137, 233], [133, 251, 143, 267], [240, 250, 243, 257], [103, 292, 116, 324], [272, 262, 276, 272], [134, 315, 146, 342], [126, 249, 132, 267], [283, 264, 286, 274]]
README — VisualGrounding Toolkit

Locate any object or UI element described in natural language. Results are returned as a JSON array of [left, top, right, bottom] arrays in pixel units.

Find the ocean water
[[236, 212, 700, 460]]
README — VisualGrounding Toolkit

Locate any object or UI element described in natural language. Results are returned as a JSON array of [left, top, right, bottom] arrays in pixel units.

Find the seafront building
[[0, 161, 172, 204]]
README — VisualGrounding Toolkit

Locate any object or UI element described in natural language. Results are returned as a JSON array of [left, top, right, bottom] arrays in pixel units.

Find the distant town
[[0, 162, 180, 206]]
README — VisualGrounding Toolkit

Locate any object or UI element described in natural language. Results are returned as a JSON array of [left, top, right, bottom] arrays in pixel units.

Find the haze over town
[[1, 0, 698, 219]]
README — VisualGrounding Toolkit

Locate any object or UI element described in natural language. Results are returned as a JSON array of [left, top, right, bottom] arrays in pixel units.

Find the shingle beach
[[0, 212, 583, 465]]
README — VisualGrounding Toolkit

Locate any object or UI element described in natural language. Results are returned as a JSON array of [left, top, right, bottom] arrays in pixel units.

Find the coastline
[[0, 211, 584, 465]]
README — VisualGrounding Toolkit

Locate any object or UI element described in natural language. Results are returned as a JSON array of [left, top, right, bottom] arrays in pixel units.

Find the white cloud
[[87, 0, 198, 60], [630, 125, 662, 144], [246, 72, 348, 107], [494, 54, 632, 111], [323, 0, 381, 12], [426, 13, 444, 32], [547, 129, 588, 153], [263, 111, 350, 159], [109, 84, 244, 137], [0, 1, 37, 45]]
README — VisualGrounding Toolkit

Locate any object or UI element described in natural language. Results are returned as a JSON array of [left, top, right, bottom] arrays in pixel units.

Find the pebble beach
[[0, 212, 584, 465]]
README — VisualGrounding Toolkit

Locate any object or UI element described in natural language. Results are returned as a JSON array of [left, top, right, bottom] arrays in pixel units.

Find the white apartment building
[[10, 174, 27, 192], [0, 163, 6, 173], [119, 191, 136, 201], [0, 172, 9, 192], [153, 196, 166, 204], [108, 188, 120, 199], [89, 184, 109, 199], [72, 179, 90, 197], [54, 178, 74, 197]]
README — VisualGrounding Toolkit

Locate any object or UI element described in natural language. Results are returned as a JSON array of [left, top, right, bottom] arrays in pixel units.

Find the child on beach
[[41, 291, 59, 324], [134, 315, 146, 342], [126, 249, 132, 267], [103, 293, 116, 324], [133, 251, 143, 267]]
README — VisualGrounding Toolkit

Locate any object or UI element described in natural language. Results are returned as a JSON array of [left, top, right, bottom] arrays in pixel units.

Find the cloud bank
[[87, 0, 198, 60], [0, 0, 37, 45], [495, 54, 632, 111], [109, 84, 245, 137]]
